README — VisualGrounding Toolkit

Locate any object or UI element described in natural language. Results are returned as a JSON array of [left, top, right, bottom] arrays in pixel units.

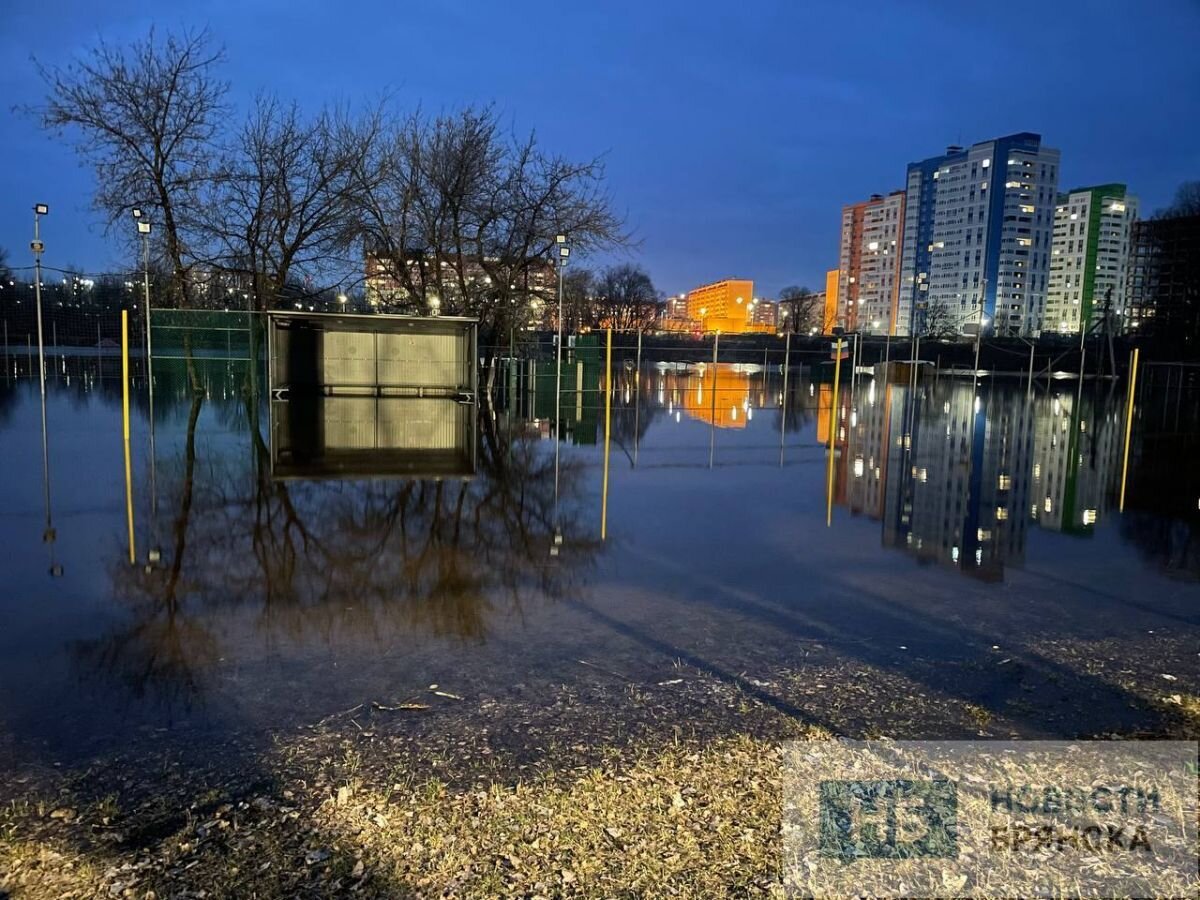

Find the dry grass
[[322, 732, 808, 897]]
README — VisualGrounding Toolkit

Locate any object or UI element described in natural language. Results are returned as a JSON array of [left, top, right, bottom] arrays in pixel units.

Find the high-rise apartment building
[[897, 133, 1060, 337], [1045, 185, 1138, 335], [837, 191, 906, 334]]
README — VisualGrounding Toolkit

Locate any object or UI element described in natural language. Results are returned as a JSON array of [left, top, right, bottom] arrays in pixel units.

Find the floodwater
[[1, 346, 1198, 777]]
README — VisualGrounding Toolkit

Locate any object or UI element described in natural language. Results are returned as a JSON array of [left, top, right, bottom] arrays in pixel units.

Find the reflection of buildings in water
[[878, 383, 1033, 580], [840, 380, 901, 519], [681, 364, 753, 429], [653, 364, 757, 429], [862, 381, 1127, 579], [1029, 391, 1122, 535]]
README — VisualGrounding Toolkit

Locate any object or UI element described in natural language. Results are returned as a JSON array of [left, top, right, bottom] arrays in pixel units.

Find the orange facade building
[[685, 279, 771, 334], [823, 269, 841, 333]]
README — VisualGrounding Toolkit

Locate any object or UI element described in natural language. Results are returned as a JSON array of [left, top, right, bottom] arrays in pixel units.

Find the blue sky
[[1, 0, 1197, 297]]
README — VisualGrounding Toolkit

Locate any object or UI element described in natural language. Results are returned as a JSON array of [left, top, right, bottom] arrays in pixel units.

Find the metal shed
[[266, 311, 477, 479]]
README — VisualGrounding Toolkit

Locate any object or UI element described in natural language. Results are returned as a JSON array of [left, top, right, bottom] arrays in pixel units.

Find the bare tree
[[197, 96, 377, 313], [562, 267, 595, 332], [591, 263, 658, 331], [778, 285, 822, 333], [36, 28, 228, 309], [352, 106, 626, 340], [1158, 180, 1200, 218]]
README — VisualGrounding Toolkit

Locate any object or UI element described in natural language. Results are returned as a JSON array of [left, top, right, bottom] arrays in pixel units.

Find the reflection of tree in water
[[76, 384, 601, 708], [74, 391, 216, 712]]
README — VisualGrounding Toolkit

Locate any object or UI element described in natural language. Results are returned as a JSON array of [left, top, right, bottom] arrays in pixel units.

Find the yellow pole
[[601, 327, 613, 540], [826, 338, 843, 527], [122, 310, 135, 565], [1118, 347, 1140, 512]]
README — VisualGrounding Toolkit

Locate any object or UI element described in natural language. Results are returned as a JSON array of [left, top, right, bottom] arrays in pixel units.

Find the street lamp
[[553, 234, 569, 550], [134, 213, 153, 370], [31, 203, 56, 565], [31, 204, 48, 393]]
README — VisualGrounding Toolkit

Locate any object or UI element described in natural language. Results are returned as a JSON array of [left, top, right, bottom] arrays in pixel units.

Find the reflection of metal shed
[[266, 312, 477, 479]]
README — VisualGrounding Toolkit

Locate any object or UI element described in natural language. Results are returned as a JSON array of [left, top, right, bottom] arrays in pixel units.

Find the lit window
[[981, 158, 991, 168]]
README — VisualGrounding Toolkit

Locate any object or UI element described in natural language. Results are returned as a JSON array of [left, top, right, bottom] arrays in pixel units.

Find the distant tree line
[[27, 27, 630, 345], [561, 263, 661, 332]]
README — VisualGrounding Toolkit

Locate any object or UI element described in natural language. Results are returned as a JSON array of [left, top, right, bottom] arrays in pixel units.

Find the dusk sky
[[2, 0, 1197, 297]]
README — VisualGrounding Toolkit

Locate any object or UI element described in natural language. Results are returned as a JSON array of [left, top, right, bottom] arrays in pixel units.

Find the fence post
[[1118, 348, 1140, 513]]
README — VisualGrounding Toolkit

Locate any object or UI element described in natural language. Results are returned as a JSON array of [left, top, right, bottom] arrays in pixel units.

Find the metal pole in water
[[634, 329, 642, 467], [709, 332, 719, 468], [826, 338, 843, 527], [122, 310, 136, 565], [780, 331, 791, 467], [142, 230, 155, 415], [602, 327, 613, 540], [1027, 341, 1035, 397], [1118, 348, 1140, 513]]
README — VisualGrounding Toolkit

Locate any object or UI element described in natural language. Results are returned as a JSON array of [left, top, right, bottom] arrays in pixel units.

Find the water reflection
[[65, 361, 599, 710], [1, 347, 1197, 751]]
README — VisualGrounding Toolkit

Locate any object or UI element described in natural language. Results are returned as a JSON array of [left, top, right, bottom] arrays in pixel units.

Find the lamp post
[[31, 204, 58, 571], [552, 234, 569, 554], [132, 210, 154, 373], [133, 209, 160, 554], [31, 204, 48, 396]]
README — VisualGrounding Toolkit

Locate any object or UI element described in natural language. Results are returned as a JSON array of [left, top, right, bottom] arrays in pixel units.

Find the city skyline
[[1, 1, 1197, 298]]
